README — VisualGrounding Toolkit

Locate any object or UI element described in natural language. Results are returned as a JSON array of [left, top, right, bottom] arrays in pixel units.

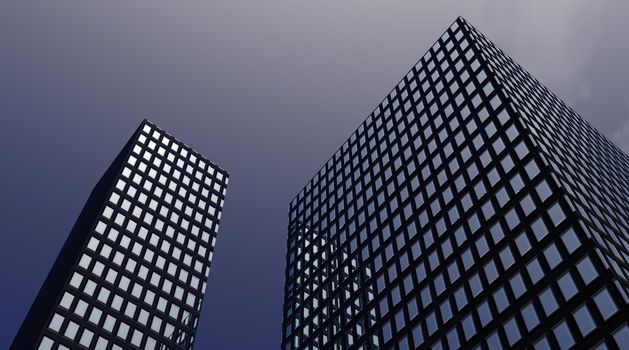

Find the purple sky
[[1, 1, 628, 349]]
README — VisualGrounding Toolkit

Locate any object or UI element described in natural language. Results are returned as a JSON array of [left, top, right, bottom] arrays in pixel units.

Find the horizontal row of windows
[[139, 123, 227, 185]]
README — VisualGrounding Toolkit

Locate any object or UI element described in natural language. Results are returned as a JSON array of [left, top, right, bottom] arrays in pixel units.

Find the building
[[11, 120, 229, 350], [282, 17, 629, 350]]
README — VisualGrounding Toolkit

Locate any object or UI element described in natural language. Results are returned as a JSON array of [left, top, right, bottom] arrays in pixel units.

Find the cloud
[[611, 102, 629, 153], [468, 0, 606, 104], [574, 80, 593, 102]]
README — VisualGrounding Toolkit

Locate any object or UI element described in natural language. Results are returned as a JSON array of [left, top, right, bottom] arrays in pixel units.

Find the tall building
[[12, 120, 229, 350], [282, 17, 629, 350]]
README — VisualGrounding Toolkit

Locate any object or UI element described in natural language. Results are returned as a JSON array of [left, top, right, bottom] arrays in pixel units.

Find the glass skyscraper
[[282, 17, 629, 350], [11, 120, 229, 350]]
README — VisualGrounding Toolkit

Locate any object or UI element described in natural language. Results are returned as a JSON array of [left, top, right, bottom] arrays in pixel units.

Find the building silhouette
[[12, 120, 229, 350], [282, 17, 629, 349]]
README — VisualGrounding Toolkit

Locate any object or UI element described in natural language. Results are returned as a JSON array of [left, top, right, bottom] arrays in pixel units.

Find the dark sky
[[1, 1, 628, 349]]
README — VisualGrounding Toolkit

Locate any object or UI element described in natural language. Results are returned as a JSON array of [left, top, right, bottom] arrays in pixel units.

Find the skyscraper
[[12, 120, 229, 350], [282, 17, 629, 350]]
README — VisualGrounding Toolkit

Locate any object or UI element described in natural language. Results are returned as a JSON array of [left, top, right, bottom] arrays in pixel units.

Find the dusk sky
[[1, 1, 628, 348]]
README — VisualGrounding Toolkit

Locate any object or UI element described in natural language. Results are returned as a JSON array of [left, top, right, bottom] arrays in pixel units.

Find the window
[[379, 296, 389, 316], [499, 246, 515, 269], [75, 299, 88, 317], [98, 287, 111, 304], [534, 336, 551, 350], [89, 307, 103, 325], [111, 294, 124, 311], [60, 292, 74, 310], [49, 313, 64, 332], [510, 273, 525, 299], [69, 272, 84, 289], [573, 304, 595, 336], [521, 302, 539, 331], [37, 337, 54, 350], [505, 208, 519, 230], [576, 257, 597, 285], [440, 300, 452, 322], [561, 228, 580, 253], [455, 287, 467, 311], [547, 203, 565, 226], [94, 337, 108, 350], [490, 223, 504, 244], [462, 314, 476, 340], [78, 255, 91, 269], [469, 273, 482, 297], [527, 258, 543, 285], [138, 309, 150, 325], [535, 181, 552, 201], [504, 316, 521, 346], [103, 315, 116, 333], [447, 328, 459, 348], [486, 331, 501, 349], [79, 329, 94, 347], [593, 289, 617, 320], [531, 217, 548, 241], [515, 233, 531, 255], [484, 260, 498, 283], [411, 324, 423, 347], [510, 173, 524, 193], [475, 236, 489, 257], [557, 273, 577, 301], [553, 320, 574, 349], [382, 320, 392, 342], [493, 287, 508, 313], [64, 320, 79, 340], [613, 325, 629, 344], [117, 321, 130, 340], [131, 329, 144, 347], [407, 297, 419, 319], [539, 287, 558, 316], [543, 244, 561, 269], [84, 279, 97, 296], [426, 311, 437, 336]]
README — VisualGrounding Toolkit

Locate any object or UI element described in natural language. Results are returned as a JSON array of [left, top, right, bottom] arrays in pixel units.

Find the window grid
[[282, 17, 628, 350], [32, 120, 228, 350]]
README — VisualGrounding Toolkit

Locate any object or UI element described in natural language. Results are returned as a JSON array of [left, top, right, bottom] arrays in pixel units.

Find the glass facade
[[12, 120, 229, 350], [464, 23, 629, 294], [282, 17, 629, 350]]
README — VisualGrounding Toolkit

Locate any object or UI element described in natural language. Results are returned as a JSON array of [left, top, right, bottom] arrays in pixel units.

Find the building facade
[[12, 120, 229, 350], [282, 17, 629, 350]]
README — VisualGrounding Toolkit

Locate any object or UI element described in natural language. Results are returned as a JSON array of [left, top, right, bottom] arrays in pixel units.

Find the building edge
[[10, 122, 143, 349]]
